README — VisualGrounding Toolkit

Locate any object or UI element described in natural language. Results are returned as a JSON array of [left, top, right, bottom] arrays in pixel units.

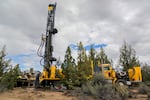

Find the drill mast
[[44, 3, 57, 71]]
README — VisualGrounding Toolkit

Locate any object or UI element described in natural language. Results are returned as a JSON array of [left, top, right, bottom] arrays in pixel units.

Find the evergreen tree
[[77, 42, 91, 85], [141, 63, 150, 82], [0, 46, 10, 77], [89, 45, 96, 63], [96, 48, 111, 65], [77, 41, 87, 63], [119, 42, 140, 71], [88, 45, 96, 75], [0, 64, 20, 90], [61, 46, 78, 89], [0, 46, 21, 91], [89, 45, 96, 61]]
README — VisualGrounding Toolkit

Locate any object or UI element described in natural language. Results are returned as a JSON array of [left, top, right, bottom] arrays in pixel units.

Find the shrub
[[0, 65, 20, 92], [114, 84, 129, 100], [0, 46, 20, 92], [82, 82, 124, 100], [138, 83, 149, 94], [81, 73, 129, 100], [91, 73, 107, 85], [144, 81, 150, 86]]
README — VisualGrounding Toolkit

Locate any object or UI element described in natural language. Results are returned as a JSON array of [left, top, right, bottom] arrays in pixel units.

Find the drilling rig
[[35, 3, 142, 89], [36, 3, 61, 88]]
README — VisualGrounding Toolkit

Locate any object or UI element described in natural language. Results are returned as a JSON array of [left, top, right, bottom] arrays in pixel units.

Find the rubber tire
[[116, 79, 126, 86]]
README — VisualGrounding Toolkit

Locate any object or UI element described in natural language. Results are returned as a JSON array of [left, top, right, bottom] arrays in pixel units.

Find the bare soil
[[128, 87, 149, 100], [0, 88, 76, 100], [0, 87, 149, 100]]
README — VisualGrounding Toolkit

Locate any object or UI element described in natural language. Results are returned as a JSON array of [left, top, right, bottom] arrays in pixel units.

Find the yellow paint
[[50, 65, 56, 79], [40, 69, 47, 82], [39, 65, 63, 83], [48, 6, 53, 11], [91, 60, 94, 76], [100, 64, 115, 80], [128, 66, 142, 82]]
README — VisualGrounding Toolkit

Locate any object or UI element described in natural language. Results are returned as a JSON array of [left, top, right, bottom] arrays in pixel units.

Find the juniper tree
[[89, 45, 96, 63], [119, 42, 140, 71], [77, 42, 92, 85], [61, 46, 77, 89], [0, 46, 10, 77], [0, 46, 20, 91], [96, 48, 111, 65], [141, 63, 150, 82]]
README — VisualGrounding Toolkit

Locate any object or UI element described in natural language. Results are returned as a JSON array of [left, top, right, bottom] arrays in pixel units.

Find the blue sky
[[70, 43, 107, 51], [7, 53, 42, 71], [6, 43, 107, 71]]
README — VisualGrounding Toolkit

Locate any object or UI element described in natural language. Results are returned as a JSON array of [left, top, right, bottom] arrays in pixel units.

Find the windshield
[[103, 66, 110, 70]]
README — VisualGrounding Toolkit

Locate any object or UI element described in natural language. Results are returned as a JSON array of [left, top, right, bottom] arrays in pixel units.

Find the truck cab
[[98, 64, 116, 80]]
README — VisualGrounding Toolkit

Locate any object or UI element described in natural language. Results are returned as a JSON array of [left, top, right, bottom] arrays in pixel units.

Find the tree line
[[0, 46, 20, 92], [61, 41, 149, 89], [0, 41, 150, 90]]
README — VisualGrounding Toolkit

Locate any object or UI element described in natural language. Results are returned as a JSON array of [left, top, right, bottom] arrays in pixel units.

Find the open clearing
[[0, 88, 76, 100], [0, 87, 149, 100]]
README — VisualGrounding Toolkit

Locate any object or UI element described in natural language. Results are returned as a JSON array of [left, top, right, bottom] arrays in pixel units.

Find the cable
[[37, 34, 46, 66], [40, 58, 44, 66], [37, 36, 45, 57]]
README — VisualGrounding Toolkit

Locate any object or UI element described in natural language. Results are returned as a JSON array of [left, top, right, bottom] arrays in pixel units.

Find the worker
[[35, 71, 41, 88]]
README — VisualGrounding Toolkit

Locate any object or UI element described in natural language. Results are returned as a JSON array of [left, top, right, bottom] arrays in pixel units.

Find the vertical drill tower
[[44, 3, 57, 74]]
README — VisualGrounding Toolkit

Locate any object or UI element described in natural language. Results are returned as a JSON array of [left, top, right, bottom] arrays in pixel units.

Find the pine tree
[[0, 46, 21, 91], [141, 63, 150, 82], [1, 64, 20, 89], [88, 45, 96, 75], [89, 45, 96, 61], [96, 48, 111, 65], [77, 41, 87, 64], [61, 46, 78, 89], [77, 42, 91, 85], [119, 42, 140, 71], [0, 46, 10, 77]]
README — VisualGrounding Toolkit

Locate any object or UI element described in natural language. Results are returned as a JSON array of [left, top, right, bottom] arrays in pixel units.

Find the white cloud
[[0, 0, 150, 70]]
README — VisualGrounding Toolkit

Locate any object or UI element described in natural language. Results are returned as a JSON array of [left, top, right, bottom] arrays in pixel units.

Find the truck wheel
[[116, 79, 126, 86]]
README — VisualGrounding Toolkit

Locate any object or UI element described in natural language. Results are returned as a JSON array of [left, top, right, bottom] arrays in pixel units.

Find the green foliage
[[0, 46, 20, 92], [77, 42, 87, 63], [96, 48, 111, 65], [77, 60, 92, 85], [119, 42, 140, 71], [81, 73, 129, 100], [77, 42, 91, 85], [138, 83, 149, 94], [0, 65, 20, 90], [89, 45, 96, 61], [141, 63, 150, 82], [114, 84, 129, 99], [61, 46, 78, 89], [62, 42, 112, 88], [0, 46, 10, 77], [89, 45, 96, 65]]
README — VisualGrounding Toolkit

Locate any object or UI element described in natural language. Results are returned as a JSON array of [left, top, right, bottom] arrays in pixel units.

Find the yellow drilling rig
[[36, 3, 62, 88], [92, 63, 142, 86], [35, 3, 142, 88]]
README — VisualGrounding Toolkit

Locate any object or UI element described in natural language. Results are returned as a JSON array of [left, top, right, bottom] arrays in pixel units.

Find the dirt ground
[[0, 87, 149, 100], [128, 87, 148, 100], [0, 88, 76, 100]]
